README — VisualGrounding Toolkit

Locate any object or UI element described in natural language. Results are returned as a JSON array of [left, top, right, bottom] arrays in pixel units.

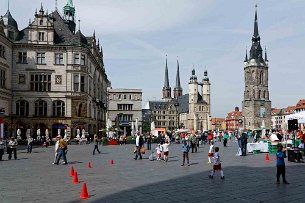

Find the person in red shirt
[[208, 133, 213, 144]]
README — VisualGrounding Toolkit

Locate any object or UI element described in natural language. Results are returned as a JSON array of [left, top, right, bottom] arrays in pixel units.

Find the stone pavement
[[0, 140, 304, 203]]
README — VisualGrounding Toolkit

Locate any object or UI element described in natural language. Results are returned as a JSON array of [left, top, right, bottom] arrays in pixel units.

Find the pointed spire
[[265, 47, 268, 61], [164, 55, 170, 88], [175, 57, 181, 89], [55, 0, 58, 10], [78, 19, 81, 31], [253, 4, 260, 39], [40, 3, 44, 12], [97, 39, 100, 51], [244, 48, 248, 62]]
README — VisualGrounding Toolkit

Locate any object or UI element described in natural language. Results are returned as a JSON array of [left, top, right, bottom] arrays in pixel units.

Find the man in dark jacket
[[241, 132, 248, 156]]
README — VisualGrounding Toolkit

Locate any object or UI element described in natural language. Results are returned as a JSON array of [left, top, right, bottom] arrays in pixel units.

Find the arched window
[[260, 71, 263, 84], [263, 90, 266, 99], [53, 100, 65, 117], [35, 100, 47, 116], [258, 90, 261, 99], [16, 100, 29, 116]]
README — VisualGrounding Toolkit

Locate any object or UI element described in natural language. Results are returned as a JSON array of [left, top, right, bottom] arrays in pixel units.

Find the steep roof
[[2, 10, 18, 29]]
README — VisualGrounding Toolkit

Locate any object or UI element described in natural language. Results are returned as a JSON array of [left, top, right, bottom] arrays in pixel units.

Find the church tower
[[162, 57, 172, 100], [202, 70, 210, 111], [63, 0, 76, 33], [189, 69, 198, 115], [242, 6, 271, 130], [173, 59, 183, 98]]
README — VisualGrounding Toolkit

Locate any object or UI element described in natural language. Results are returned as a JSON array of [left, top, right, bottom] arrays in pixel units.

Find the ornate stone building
[[150, 57, 211, 131], [0, 1, 110, 139], [242, 7, 271, 130]]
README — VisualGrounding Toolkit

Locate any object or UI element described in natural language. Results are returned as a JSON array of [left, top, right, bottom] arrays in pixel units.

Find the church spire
[[249, 5, 263, 61], [174, 57, 183, 98], [162, 55, 171, 99], [244, 48, 248, 62], [265, 47, 268, 62]]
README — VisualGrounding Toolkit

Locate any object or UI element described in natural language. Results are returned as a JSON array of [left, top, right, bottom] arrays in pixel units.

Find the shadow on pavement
[[66, 164, 305, 203]]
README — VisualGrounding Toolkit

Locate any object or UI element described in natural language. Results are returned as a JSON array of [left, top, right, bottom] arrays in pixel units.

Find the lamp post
[[174, 102, 179, 130]]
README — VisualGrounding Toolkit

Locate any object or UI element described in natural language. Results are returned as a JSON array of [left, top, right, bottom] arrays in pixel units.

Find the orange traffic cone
[[88, 162, 92, 169], [109, 160, 114, 165], [80, 182, 89, 199], [69, 166, 75, 177], [73, 172, 80, 184], [265, 153, 270, 161]]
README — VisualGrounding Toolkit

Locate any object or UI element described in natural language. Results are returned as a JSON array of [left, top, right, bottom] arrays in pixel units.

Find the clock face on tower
[[55, 75, 62, 84]]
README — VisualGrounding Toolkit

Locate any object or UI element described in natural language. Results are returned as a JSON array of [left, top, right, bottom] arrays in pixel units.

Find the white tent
[[285, 111, 305, 124]]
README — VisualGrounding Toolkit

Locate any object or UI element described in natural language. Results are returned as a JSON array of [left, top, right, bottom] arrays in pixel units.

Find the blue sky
[[2, 0, 305, 117]]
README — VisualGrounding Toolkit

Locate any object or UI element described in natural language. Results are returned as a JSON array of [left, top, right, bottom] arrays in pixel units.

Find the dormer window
[[38, 32, 45, 41], [40, 20, 43, 25]]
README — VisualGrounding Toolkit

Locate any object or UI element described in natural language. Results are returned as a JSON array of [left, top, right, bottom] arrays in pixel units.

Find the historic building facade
[[150, 58, 211, 131], [0, 16, 13, 138], [0, 1, 110, 139], [107, 88, 142, 135], [242, 8, 272, 130]]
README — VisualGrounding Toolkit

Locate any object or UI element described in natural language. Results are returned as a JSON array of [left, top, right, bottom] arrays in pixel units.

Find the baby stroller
[[149, 150, 154, 161]]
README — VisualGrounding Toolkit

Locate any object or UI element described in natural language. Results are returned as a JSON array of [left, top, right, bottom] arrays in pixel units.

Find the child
[[276, 144, 289, 184], [208, 141, 214, 164], [209, 147, 224, 179], [155, 144, 162, 161], [162, 140, 170, 162], [181, 140, 190, 166]]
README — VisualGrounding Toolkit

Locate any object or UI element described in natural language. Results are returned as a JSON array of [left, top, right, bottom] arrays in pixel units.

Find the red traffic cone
[[265, 153, 270, 161], [109, 160, 114, 165], [69, 166, 75, 177], [80, 182, 90, 199], [88, 162, 92, 169], [73, 172, 80, 184]]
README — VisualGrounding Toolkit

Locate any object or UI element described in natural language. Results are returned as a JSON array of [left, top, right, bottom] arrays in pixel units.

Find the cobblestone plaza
[[0, 142, 304, 203]]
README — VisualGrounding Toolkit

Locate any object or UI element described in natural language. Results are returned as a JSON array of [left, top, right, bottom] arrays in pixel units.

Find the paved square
[[0, 141, 304, 203]]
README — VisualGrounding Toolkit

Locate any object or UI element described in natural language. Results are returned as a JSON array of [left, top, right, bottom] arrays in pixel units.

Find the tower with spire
[[242, 5, 272, 130], [173, 58, 183, 98], [162, 57, 172, 100], [63, 0, 76, 33]]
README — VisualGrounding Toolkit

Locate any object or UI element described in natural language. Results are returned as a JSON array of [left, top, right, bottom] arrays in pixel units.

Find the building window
[[117, 104, 133, 111], [129, 95, 132, 100], [0, 69, 6, 88], [38, 32, 45, 41], [18, 52, 27, 63], [55, 53, 64, 65], [36, 52, 46, 64], [81, 54, 85, 65], [18, 74, 26, 84], [73, 75, 79, 92], [30, 74, 51, 92], [16, 100, 29, 116], [39, 20, 43, 25], [53, 100, 65, 117], [35, 100, 47, 116], [124, 95, 127, 99], [0, 44, 5, 59], [80, 76, 85, 92], [74, 54, 80, 64]]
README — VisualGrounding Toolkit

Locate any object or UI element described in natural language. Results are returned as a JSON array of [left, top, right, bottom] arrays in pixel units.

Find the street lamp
[[174, 102, 179, 129]]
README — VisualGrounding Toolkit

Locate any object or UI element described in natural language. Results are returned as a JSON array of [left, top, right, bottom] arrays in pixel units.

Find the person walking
[[27, 135, 33, 153], [55, 137, 68, 165], [52, 136, 60, 164], [8, 137, 18, 160], [223, 131, 229, 147], [190, 134, 197, 153], [181, 140, 190, 166], [241, 131, 248, 156], [162, 140, 170, 162], [208, 141, 214, 164], [276, 144, 289, 184], [146, 134, 152, 150], [209, 147, 225, 179], [134, 132, 144, 160], [0, 138, 5, 161], [93, 134, 101, 155]]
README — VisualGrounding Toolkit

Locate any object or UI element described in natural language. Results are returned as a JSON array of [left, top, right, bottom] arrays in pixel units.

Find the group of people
[[0, 137, 18, 160]]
